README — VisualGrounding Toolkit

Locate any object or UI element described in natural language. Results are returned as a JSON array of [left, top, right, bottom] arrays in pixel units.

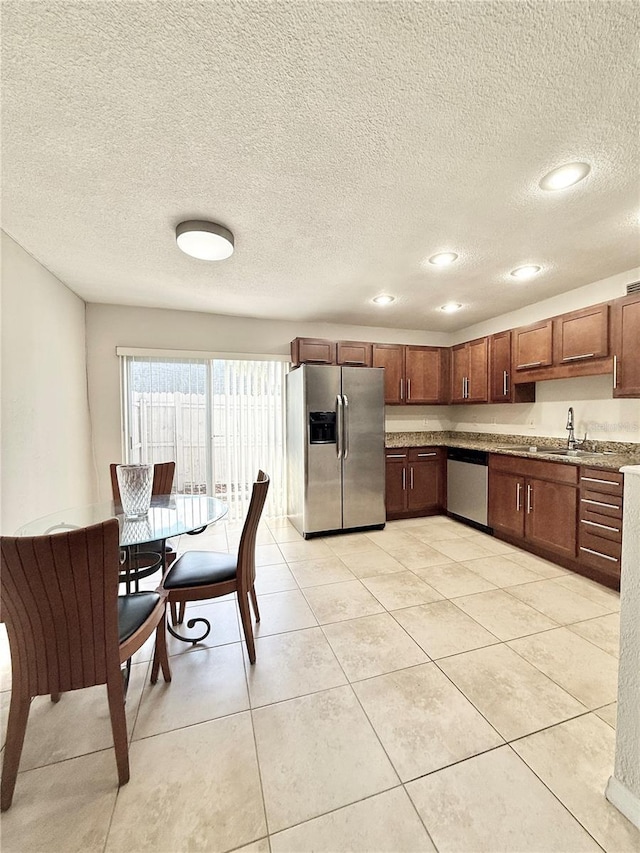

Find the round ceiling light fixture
[[176, 220, 234, 260], [539, 162, 591, 191], [428, 252, 459, 266], [510, 265, 542, 280], [372, 294, 395, 305], [440, 302, 462, 313]]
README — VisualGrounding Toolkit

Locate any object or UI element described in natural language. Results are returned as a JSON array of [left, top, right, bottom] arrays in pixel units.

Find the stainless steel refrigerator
[[286, 364, 386, 538]]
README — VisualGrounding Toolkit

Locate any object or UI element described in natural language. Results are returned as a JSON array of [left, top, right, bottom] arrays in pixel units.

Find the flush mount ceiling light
[[539, 162, 591, 191], [510, 265, 542, 280], [372, 294, 395, 305], [428, 252, 459, 266], [440, 302, 462, 313], [176, 220, 234, 260]]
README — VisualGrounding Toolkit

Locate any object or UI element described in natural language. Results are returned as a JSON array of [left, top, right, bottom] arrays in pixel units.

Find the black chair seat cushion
[[163, 551, 238, 589], [118, 592, 161, 644]]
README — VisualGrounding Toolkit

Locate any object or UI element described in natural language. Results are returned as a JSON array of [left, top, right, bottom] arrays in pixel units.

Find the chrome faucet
[[566, 407, 576, 449]]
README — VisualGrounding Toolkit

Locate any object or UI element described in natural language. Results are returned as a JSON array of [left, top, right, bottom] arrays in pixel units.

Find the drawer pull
[[563, 353, 595, 361], [581, 498, 620, 510], [387, 454, 407, 459], [417, 452, 437, 457], [580, 547, 619, 563], [517, 361, 543, 368], [581, 476, 620, 486], [581, 520, 620, 533]]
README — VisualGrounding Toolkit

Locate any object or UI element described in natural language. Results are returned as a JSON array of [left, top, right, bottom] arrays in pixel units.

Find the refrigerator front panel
[[303, 365, 343, 534], [341, 367, 386, 529]]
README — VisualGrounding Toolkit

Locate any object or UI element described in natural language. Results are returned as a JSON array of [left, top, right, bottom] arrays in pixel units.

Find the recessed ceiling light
[[372, 295, 395, 305], [539, 162, 591, 191], [510, 265, 542, 280], [176, 220, 234, 260], [440, 302, 462, 313], [429, 252, 459, 266]]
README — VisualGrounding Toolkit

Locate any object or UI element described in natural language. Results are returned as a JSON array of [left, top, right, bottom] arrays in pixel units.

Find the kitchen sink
[[495, 445, 604, 457], [542, 448, 604, 457]]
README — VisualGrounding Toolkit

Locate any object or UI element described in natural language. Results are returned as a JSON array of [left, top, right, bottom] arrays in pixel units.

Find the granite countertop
[[385, 431, 640, 471]]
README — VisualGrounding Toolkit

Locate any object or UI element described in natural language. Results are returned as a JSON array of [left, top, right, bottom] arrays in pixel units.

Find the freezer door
[[341, 367, 386, 529], [303, 365, 343, 533]]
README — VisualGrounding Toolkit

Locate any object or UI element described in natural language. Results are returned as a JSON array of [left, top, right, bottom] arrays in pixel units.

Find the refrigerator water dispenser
[[309, 411, 336, 444]]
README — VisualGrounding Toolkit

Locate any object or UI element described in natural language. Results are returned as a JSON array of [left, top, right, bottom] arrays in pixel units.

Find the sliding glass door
[[121, 355, 287, 520]]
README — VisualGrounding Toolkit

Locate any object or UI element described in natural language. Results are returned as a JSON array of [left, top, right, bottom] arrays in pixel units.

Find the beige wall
[[85, 304, 447, 499], [86, 266, 640, 501], [1, 232, 94, 533]]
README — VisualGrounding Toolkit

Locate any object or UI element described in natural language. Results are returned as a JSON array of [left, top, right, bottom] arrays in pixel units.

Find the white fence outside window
[[122, 356, 287, 521]]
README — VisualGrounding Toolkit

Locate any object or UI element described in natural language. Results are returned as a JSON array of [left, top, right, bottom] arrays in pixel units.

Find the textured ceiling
[[2, 1, 639, 331]]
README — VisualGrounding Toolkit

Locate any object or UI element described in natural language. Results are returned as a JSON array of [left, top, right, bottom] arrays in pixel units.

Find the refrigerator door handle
[[336, 395, 343, 459], [342, 394, 349, 460]]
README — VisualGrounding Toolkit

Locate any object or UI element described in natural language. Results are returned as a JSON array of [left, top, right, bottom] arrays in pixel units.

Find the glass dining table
[[16, 494, 228, 545]]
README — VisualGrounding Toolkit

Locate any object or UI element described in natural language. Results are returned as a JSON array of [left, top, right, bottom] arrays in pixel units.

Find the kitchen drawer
[[408, 447, 441, 462], [580, 468, 623, 496], [580, 529, 621, 560], [579, 512, 622, 542], [579, 542, 621, 575], [385, 449, 408, 462], [580, 490, 623, 518], [490, 454, 579, 485]]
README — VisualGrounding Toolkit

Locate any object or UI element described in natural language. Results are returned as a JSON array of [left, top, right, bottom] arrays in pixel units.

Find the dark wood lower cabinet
[[524, 477, 577, 561], [385, 447, 444, 519], [488, 470, 525, 538], [489, 454, 619, 589]]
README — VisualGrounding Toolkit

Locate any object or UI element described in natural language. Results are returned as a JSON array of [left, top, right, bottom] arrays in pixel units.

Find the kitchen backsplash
[[386, 375, 640, 445]]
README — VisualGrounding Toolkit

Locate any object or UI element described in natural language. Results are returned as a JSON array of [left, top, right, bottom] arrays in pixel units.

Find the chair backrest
[[110, 461, 176, 504], [0, 519, 121, 698], [237, 471, 270, 592]]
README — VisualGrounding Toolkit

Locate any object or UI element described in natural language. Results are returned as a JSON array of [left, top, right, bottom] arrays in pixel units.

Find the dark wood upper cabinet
[[489, 331, 512, 402], [513, 320, 553, 371], [290, 337, 336, 366], [372, 344, 405, 404], [405, 346, 449, 404], [336, 340, 373, 367], [612, 292, 640, 398], [450, 338, 488, 403], [489, 331, 536, 403], [555, 303, 609, 364], [373, 344, 449, 405]]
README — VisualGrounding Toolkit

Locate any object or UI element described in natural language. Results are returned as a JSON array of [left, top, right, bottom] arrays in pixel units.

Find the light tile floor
[[2, 516, 638, 853]]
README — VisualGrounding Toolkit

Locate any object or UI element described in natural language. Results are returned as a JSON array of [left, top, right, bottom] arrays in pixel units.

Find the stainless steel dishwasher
[[446, 447, 489, 529]]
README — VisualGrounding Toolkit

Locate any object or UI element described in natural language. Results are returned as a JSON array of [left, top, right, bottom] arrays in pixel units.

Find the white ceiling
[[2, 1, 639, 331]]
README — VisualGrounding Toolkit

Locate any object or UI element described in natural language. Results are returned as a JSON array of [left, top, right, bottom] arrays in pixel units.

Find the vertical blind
[[121, 355, 288, 521]]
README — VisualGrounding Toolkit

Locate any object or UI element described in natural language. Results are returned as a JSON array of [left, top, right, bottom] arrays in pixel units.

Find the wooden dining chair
[[153, 471, 270, 669], [0, 519, 171, 811]]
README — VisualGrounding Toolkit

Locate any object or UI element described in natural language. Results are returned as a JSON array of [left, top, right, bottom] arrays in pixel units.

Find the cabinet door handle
[[417, 452, 437, 457], [387, 453, 407, 459], [516, 482, 522, 512], [526, 484, 533, 513], [410, 467, 414, 489], [563, 353, 595, 362], [517, 361, 542, 368], [581, 520, 620, 533], [402, 468, 406, 490], [503, 370, 508, 397], [580, 547, 618, 563], [399, 379, 404, 401], [581, 498, 620, 510], [581, 476, 620, 486], [407, 378, 411, 400], [461, 377, 465, 399], [613, 355, 618, 389]]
